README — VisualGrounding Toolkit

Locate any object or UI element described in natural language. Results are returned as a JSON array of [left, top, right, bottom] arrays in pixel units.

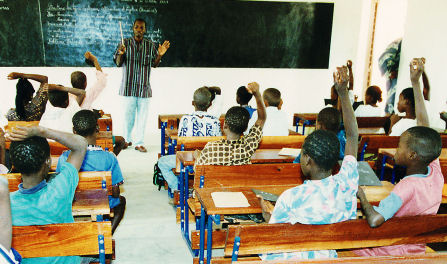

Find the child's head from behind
[[316, 107, 341, 133], [49, 89, 69, 108], [224, 106, 250, 135], [395, 126, 441, 167], [397, 88, 415, 114], [15, 78, 35, 119], [10, 136, 50, 175], [236, 86, 253, 106], [365, 85, 382, 106], [263, 88, 282, 108], [73, 110, 98, 137], [71, 71, 87, 90], [300, 130, 340, 178], [193, 87, 212, 111]]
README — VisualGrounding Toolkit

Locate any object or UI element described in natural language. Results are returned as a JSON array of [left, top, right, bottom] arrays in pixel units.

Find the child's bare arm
[[0, 178, 12, 251], [247, 82, 266, 128], [257, 196, 274, 223], [85, 51, 102, 72], [334, 66, 359, 158], [8, 126, 87, 171], [48, 84, 86, 106], [347, 60, 354, 91], [410, 58, 429, 127], [7, 72, 48, 84], [357, 187, 385, 228]]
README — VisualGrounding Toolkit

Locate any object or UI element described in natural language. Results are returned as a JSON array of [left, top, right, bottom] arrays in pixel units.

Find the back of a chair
[[258, 135, 306, 149], [224, 214, 447, 257], [12, 221, 113, 258], [356, 116, 388, 129], [194, 163, 303, 189], [5, 121, 39, 132], [358, 135, 400, 157], [2, 171, 112, 194], [176, 136, 224, 151]]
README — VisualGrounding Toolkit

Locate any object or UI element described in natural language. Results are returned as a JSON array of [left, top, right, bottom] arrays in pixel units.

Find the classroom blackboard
[[0, 0, 333, 68]]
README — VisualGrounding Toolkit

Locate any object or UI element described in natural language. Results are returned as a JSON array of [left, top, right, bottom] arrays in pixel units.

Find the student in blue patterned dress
[[158, 87, 222, 190], [8, 126, 87, 264], [56, 110, 125, 234], [258, 66, 359, 260]]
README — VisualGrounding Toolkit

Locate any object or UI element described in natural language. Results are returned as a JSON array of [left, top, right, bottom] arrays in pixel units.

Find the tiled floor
[[113, 145, 192, 263]]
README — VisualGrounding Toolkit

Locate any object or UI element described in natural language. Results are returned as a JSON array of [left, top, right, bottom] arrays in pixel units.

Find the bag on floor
[[153, 162, 165, 191]]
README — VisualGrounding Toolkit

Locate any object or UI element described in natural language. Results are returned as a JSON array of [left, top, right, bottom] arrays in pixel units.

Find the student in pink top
[[355, 58, 443, 256]]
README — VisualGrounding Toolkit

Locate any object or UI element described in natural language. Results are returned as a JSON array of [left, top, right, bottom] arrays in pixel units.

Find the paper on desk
[[278, 148, 301, 157], [211, 192, 250, 208]]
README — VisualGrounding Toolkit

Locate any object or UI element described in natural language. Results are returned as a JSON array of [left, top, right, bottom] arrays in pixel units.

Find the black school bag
[[153, 162, 165, 191]]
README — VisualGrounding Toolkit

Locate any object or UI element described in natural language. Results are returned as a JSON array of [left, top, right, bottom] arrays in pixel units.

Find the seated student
[[195, 82, 266, 166], [158, 87, 222, 190], [388, 87, 416, 136], [355, 58, 443, 256], [56, 110, 125, 234], [236, 86, 256, 118], [258, 66, 359, 260], [293, 107, 346, 162], [6, 72, 49, 121], [354, 85, 384, 117], [246, 88, 288, 136], [205, 86, 224, 119], [8, 125, 87, 264], [330, 60, 355, 108], [0, 177, 21, 264], [39, 84, 86, 133]]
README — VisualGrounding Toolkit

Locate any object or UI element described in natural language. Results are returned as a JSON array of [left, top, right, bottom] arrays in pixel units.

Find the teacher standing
[[114, 18, 170, 153]]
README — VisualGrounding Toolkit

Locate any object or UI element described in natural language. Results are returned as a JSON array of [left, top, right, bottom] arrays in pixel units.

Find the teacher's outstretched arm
[[153, 40, 170, 67]]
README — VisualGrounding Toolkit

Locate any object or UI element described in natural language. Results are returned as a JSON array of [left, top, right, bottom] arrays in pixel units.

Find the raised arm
[[357, 186, 385, 228], [410, 58, 429, 127], [422, 71, 430, 101], [247, 82, 266, 128], [48, 84, 86, 106], [0, 177, 12, 251], [153, 40, 170, 68], [7, 72, 48, 84], [8, 126, 87, 171], [347, 60, 354, 91], [334, 66, 358, 158], [85, 51, 102, 72]]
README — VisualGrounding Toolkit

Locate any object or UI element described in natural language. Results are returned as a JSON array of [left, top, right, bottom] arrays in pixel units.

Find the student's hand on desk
[[7, 126, 41, 141], [257, 195, 274, 214], [410, 57, 425, 82], [158, 40, 171, 56], [357, 185, 365, 198], [246, 82, 260, 95], [7, 72, 22, 80]]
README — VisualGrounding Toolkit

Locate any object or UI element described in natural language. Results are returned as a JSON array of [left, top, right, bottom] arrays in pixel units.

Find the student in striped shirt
[[114, 18, 171, 153]]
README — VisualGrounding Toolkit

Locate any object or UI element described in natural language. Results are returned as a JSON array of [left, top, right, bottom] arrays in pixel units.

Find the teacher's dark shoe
[[135, 146, 147, 153]]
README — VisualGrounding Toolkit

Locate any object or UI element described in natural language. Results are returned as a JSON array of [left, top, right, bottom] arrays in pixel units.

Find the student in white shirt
[[247, 88, 288, 136], [354, 85, 384, 117]]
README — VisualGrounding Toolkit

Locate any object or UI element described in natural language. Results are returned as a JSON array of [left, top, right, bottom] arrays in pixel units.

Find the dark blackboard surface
[[0, 0, 333, 68]]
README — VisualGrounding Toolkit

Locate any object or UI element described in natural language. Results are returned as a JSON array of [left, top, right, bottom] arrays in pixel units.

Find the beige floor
[[113, 144, 192, 263]]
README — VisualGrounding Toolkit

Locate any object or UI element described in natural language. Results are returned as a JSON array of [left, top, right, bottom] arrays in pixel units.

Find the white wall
[[0, 0, 366, 145], [396, 0, 447, 128]]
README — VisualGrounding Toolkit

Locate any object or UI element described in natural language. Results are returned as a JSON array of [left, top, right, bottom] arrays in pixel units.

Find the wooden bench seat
[[12, 221, 113, 263]]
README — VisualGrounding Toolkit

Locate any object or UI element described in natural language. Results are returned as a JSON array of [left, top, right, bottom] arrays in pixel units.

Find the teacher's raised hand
[[158, 40, 171, 56]]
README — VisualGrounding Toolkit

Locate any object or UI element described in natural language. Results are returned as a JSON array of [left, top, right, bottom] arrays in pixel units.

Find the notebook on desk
[[338, 160, 382, 186]]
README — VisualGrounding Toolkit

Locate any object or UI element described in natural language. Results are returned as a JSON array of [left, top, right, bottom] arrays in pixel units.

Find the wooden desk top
[[72, 189, 110, 217], [379, 148, 447, 160], [176, 149, 296, 170], [293, 113, 318, 122], [195, 181, 395, 215]]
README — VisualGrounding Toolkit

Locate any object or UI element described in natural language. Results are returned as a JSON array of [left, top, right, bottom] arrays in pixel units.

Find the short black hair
[[193, 87, 212, 111], [236, 86, 253, 105], [225, 106, 250, 134], [73, 110, 98, 137], [302, 130, 340, 171], [49, 90, 68, 108], [366, 85, 382, 104], [133, 18, 146, 27], [263, 88, 281, 107], [317, 107, 341, 133], [401, 88, 415, 110], [71, 71, 87, 90], [405, 126, 442, 164], [10, 136, 50, 174]]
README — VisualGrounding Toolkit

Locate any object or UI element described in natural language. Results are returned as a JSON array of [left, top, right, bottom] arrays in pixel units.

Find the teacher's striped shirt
[[114, 37, 158, 98]]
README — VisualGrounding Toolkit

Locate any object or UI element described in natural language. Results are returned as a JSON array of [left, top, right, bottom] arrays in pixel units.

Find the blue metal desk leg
[[206, 215, 220, 264], [179, 163, 185, 234], [185, 166, 190, 241], [380, 155, 388, 181], [161, 122, 166, 156], [198, 207, 206, 264]]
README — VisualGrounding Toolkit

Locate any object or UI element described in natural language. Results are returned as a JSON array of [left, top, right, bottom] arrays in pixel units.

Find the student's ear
[[278, 99, 283, 110], [72, 128, 77, 135], [408, 150, 417, 161], [263, 99, 269, 107], [192, 101, 195, 107]]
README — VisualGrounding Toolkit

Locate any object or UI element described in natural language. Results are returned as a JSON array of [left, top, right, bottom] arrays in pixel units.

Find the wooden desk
[[73, 189, 110, 221], [97, 115, 112, 132], [195, 182, 394, 215]]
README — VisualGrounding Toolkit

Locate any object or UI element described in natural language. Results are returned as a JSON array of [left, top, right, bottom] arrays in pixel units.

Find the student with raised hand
[[246, 88, 288, 136], [56, 110, 125, 233], [258, 66, 359, 260], [6, 72, 48, 121], [355, 58, 443, 256], [195, 82, 266, 166], [7, 126, 87, 264], [236, 86, 256, 118]]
